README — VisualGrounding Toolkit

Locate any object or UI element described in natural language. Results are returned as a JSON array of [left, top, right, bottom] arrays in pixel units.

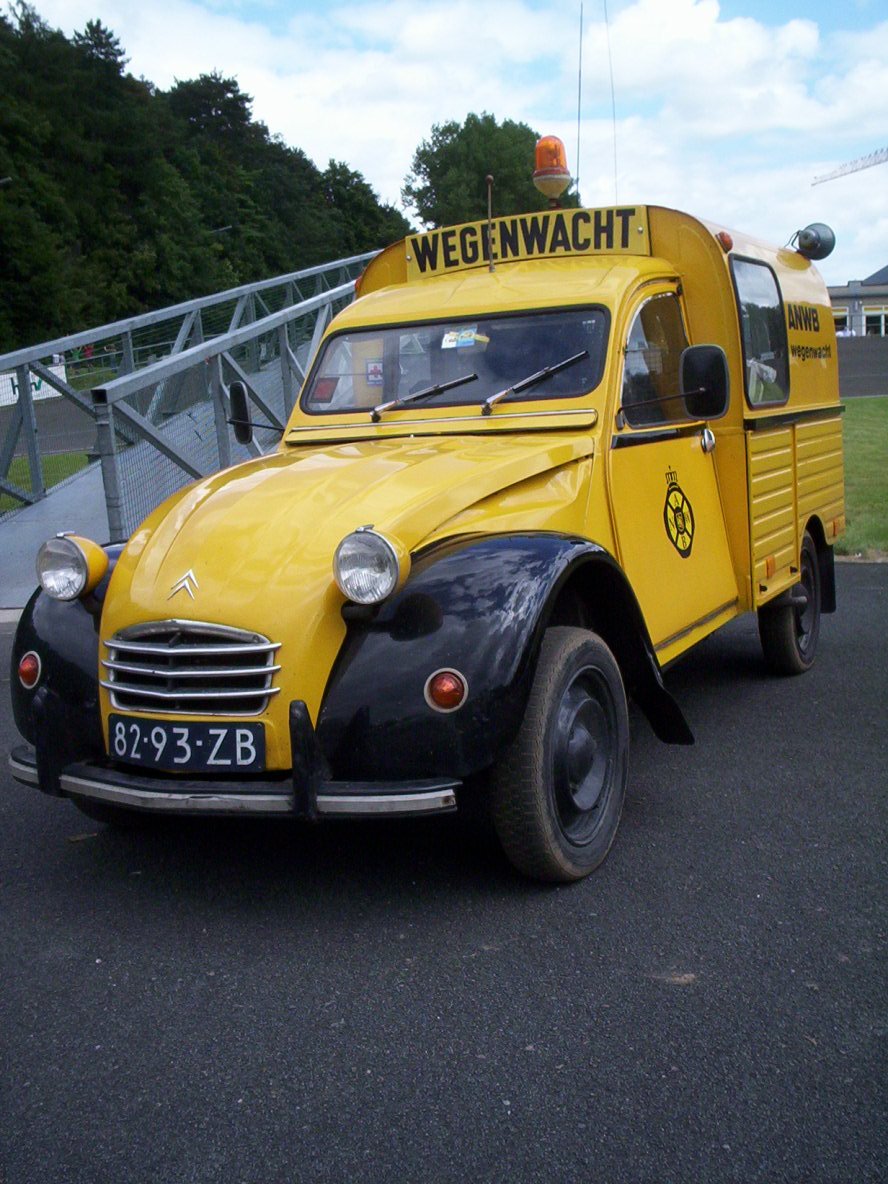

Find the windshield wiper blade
[[371, 372, 478, 421], [481, 350, 589, 416]]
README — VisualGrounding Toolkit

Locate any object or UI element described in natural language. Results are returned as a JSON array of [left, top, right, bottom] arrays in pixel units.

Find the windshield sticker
[[441, 327, 490, 350], [366, 359, 384, 386]]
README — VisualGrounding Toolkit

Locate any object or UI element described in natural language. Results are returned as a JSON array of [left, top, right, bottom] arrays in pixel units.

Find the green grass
[[0, 451, 91, 513], [837, 397, 888, 558], [68, 365, 118, 392]]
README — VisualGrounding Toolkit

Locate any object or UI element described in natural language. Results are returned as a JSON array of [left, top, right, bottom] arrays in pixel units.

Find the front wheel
[[491, 627, 629, 883], [758, 531, 821, 675]]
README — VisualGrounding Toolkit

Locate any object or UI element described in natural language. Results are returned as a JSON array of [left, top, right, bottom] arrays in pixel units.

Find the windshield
[[302, 309, 608, 415]]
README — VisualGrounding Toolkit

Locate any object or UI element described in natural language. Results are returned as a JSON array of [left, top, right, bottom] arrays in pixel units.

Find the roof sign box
[[405, 206, 651, 281]]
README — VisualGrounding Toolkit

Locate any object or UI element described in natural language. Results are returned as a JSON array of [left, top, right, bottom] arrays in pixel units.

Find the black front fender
[[317, 533, 611, 781]]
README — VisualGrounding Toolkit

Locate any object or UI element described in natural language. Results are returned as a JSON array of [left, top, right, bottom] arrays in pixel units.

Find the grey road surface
[[1, 565, 886, 1184]]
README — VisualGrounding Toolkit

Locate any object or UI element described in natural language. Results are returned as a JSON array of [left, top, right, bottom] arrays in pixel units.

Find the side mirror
[[680, 345, 729, 420], [228, 380, 253, 444]]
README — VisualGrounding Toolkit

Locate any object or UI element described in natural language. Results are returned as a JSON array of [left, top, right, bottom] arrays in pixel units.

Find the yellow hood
[[100, 433, 593, 738]]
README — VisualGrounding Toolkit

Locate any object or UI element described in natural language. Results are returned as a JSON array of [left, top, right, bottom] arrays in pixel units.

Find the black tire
[[70, 796, 151, 829], [491, 627, 629, 883], [758, 531, 821, 676]]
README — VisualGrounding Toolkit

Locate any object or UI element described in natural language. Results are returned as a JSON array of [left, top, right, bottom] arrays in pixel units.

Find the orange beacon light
[[533, 135, 572, 202]]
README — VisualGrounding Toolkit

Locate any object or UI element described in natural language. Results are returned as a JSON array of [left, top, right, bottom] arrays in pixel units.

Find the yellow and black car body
[[9, 204, 845, 882]]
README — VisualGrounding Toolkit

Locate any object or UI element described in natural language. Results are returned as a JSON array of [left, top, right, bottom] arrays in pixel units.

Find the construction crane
[[813, 147, 888, 186]]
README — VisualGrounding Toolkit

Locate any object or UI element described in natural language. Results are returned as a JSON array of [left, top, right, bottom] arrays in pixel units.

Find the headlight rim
[[333, 527, 406, 605], [36, 533, 107, 602]]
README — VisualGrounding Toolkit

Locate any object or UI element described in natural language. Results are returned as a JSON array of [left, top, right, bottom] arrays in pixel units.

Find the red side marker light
[[424, 669, 468, 713], [18, 650, 41, 689]]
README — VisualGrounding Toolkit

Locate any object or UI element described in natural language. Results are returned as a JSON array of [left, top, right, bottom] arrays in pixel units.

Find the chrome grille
[[102, 620, 281, 716]]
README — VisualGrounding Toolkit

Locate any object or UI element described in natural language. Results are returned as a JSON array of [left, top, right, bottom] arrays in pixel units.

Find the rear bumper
[[9, 744, 459, 818]]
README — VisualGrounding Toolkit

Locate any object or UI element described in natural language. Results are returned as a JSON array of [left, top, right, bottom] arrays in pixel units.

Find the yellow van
[[9, 197, 844, 882]]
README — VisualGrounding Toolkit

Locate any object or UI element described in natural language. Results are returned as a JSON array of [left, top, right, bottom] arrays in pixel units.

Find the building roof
[[863, 264, 888, 285]]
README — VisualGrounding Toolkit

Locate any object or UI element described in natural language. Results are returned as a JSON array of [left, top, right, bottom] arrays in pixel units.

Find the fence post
[[307, 305, 331, 374], [92, 390, 126, 541], [121, 331, 135, 375], [210, 356, 232, 471], [246, 294, 260, 373], [279, 324, 296, 415], [15, 365, 45, 499]]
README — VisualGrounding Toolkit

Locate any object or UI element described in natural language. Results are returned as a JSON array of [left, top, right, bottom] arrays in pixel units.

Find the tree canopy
[[0, 5, 410, 352], [402, 112, 577, 228]]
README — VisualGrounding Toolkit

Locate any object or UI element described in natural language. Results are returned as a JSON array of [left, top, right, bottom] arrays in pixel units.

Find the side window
[[621, 294, 690, 427], [732, 258, 789, 405]]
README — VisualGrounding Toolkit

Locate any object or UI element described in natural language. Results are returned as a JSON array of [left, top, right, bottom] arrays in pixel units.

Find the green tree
[[0, 10, 412, 352], [72, 19, 127, 70], [402, 111, 572, 228], [322, 160, 411, 253], [167, 73, 260, 147]]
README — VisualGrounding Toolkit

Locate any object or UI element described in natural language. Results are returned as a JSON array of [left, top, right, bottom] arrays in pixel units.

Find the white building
[[829, 266, 888, 337]]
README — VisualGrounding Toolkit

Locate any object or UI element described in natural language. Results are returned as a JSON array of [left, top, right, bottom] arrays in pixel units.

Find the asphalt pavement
[[1, 565, 886, 1184]]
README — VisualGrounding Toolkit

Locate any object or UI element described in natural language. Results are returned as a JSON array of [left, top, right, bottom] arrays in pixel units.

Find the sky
[[27, 0, 888, 285]]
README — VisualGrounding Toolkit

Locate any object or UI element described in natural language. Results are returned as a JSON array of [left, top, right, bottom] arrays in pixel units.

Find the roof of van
[[336, 254, 677, 329]]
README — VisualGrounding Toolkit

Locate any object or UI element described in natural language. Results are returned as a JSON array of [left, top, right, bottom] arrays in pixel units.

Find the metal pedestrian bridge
[[0, 252, 374, 608]]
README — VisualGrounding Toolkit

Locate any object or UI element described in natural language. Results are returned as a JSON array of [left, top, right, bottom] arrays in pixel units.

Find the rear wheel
[[758, 531, 821, 675], [491, 627, 629, 883]]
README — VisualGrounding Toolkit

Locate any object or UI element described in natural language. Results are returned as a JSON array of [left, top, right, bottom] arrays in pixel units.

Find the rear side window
[[732, 259, 789, 406]]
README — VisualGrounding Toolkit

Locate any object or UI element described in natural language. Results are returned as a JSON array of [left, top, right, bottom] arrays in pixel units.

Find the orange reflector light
[[18, 650, 41, 689], [715, 230, 733, 253], [765, 555, 776, 579], [424, 669, 468, 713], [533, 135, 571, 200]]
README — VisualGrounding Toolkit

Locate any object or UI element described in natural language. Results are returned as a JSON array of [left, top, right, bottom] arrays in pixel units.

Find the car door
[[606, 288, 739, 663]]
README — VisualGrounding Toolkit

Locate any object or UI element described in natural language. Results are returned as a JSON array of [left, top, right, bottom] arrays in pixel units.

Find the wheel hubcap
[[552, 671, 615, 843], [795, 548, 818, 654]]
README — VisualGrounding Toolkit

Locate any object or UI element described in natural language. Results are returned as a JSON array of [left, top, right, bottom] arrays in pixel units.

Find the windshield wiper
[[481, 350, 589, 416], [371, 372, 478, 421]]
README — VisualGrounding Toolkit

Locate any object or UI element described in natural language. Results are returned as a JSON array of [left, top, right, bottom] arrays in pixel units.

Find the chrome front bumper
[[8, 745, 459, 819]]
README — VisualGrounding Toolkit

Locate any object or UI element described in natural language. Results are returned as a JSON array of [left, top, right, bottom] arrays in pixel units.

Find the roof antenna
[[603, 0, 618, 202], [486, 174, 495, 272], [575, 1, 583, 203]]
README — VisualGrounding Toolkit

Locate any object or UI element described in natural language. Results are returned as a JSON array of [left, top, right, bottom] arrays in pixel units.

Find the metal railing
[[0, 253, 374, 524], [92, 280, 361, 539]]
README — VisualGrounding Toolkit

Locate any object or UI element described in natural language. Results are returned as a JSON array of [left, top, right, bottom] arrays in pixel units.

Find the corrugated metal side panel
[[797, 416, 845, 540], [747, 427, 797, 596]]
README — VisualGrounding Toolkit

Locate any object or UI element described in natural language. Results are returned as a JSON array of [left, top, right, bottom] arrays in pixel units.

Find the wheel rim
[[795, 543, 819, 658], [551, 668, 617, 845]]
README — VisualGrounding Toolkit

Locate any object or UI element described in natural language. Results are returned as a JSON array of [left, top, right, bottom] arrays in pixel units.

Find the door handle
[[701, 427, 716, 454]]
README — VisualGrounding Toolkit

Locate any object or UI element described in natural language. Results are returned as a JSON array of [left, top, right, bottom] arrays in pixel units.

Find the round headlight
[[333, 528, 405, 605], [36, 534, 107, 601]]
